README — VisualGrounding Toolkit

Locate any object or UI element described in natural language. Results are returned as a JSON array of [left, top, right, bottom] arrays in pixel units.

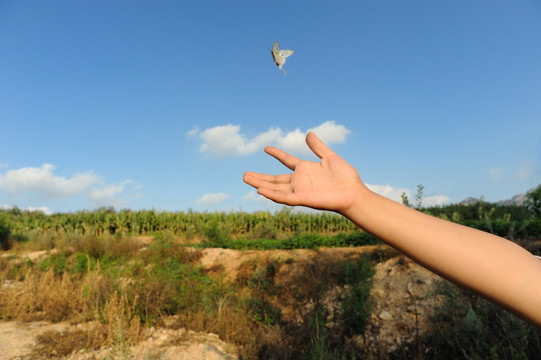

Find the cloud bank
[[88, 180, 134, 209], [0, 164, 136, 211], [0, 164, 100, 197], [189, 121, 350, 157]]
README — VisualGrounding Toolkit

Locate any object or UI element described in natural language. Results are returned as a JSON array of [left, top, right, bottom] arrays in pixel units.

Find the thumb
[[305, 132, 336, 159]]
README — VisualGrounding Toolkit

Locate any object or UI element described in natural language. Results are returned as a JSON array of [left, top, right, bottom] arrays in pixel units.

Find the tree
[[415, 184, 424, 209], [525, 184, 541, 218], [401, 192, 410, 207]]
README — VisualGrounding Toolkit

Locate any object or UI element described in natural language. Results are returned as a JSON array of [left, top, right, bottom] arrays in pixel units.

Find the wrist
[[340, 181, 371, 221]]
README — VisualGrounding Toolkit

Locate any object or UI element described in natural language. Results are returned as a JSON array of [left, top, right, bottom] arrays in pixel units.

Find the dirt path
[[0, 321, 237, 360], [0, 321, 71, 360]]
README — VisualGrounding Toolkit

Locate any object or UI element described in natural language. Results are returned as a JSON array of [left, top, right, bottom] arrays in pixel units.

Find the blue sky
[[1, 1, 540, 214]]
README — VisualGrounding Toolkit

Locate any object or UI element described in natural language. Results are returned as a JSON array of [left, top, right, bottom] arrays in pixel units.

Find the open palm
[[243, 132, 364, 214]]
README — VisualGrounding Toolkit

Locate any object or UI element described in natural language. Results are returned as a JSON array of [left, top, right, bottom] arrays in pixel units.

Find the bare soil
[[0, 245, 442, 359]]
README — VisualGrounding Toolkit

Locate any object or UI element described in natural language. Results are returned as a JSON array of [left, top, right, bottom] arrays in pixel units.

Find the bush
[[339, 255, 374, 337], [0, 214, 11, 250], [426, 281, 541, 359]]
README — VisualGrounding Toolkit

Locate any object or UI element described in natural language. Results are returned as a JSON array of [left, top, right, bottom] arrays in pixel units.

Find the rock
[[379, 310, 394, 321], [407, 279, 426, 299]]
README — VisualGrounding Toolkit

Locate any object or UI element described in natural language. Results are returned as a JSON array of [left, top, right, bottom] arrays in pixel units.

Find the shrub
[[526, 184, 541, 218], [339, 255, 374, 337], [426, 281, 541, 359], [0, 213, 11, 250]]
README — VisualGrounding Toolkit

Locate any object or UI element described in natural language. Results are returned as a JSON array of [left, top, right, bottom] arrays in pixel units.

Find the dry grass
[[32, 327, 106, 358], [0, 249, 143, 357], [0, 235, 381, 359], [0, 236, 254, 357], [102, 292, 143, 346], [0, 266, 111, 323]]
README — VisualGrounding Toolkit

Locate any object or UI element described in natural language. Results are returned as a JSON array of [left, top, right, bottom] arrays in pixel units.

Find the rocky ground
[[0, 246, 442, 360]]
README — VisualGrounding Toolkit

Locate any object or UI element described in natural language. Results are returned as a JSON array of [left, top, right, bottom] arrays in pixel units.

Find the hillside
[[0, 245, 443, 359]]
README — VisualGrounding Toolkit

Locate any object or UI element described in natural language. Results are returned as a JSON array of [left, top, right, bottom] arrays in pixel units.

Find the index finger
[[264, 146, 301, 171]]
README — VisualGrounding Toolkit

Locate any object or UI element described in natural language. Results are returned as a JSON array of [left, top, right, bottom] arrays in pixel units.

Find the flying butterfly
[[271, 41, 294, 75]]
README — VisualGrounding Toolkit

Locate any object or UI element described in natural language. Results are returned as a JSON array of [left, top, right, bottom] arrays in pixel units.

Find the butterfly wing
[[280, 49, 294, 59], [271, 42, 281, 65]]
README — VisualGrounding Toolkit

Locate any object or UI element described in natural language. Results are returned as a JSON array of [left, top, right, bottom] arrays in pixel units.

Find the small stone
[[379, 310, 393, 320], [407, 280, 425, 298]]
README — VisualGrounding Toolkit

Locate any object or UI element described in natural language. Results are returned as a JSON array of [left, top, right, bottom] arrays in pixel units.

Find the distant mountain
[[497, 192, 528, 206], [460, 197, 483, 206], [460, 186, 538, 206]]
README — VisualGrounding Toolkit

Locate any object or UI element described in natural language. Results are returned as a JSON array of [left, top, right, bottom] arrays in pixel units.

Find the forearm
[[344, 185, 541, 326]]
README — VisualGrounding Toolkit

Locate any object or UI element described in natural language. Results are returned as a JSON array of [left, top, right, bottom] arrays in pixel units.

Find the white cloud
[[366, 183, 450, 207], [243, 190, 276, 205], [88, 180, 132, 209], [0, 164, 137, 211], [366, 183, 412, 204], [196, 192, 230, 205], [422, 195, 451, 207], [0, 164, 100, 197], [276, 128, 306, 155], [308, 121, 350, 145], [190, 121, 350, 157], [187, 126, 200, 137]]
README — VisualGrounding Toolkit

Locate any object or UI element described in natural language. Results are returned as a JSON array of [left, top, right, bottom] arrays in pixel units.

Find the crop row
[[1, 206, 358, 239]]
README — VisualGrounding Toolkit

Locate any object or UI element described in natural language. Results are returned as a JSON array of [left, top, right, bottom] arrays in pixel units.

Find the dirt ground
[[0, 245, 442, 359]]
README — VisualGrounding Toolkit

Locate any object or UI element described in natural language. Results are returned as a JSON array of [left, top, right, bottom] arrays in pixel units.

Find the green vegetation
[[244, 253, 377, 359], [0, 197, 540, 358], [2, 198, 540, 252], [424, 201, 541, 241], [526, 184, 541, 218], [199, 231, 381, 250], [339, 255, 375, 337], [0, 236, 252, 356], [0, 212, 11, 250], [0, 206, 358, 240], [426, 280, 541, 359], [0, 232, 379, 359]]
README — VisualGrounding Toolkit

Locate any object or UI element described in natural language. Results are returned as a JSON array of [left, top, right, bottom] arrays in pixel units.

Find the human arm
[[243, 132, 541, 326]]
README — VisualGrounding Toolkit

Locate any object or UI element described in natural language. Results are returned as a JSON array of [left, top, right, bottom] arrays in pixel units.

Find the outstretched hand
[[243, 132, 365, 214], [246, 134, 541, 327]]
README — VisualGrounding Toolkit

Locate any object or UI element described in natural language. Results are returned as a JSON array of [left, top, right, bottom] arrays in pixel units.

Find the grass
[[0, 235, 277, 358], [198, 231, 381, 250], [0, 233, 382, 359], [424, 280, 541, 360], [2, 229, 539, 359]]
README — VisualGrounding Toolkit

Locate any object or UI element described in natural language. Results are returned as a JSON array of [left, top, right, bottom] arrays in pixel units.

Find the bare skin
[[243, 132, 541, 326]]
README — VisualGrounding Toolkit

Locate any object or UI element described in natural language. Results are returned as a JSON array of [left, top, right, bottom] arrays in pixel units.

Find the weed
[[103, 318, 131, 360], [39, 251, 68, 274], [32, 327, 105, 358], [1, 231, 381, 359], [425, 280, 541, 359], [339, 254, 375, 285]]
